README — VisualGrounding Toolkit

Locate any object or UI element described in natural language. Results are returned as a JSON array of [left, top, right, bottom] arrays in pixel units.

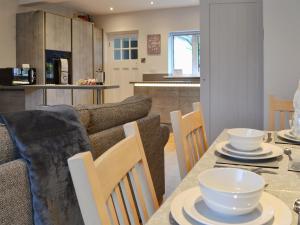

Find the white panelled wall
[[200, 0, 264, 143], [263, 0, 300, 128]]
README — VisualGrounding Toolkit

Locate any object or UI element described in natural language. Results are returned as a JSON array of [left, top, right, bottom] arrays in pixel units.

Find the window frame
[[168, 30, 200, 77], [113, 35, 138, 61]]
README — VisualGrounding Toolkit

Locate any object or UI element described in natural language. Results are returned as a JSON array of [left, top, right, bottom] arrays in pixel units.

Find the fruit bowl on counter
[[76, 78, 97, 85]]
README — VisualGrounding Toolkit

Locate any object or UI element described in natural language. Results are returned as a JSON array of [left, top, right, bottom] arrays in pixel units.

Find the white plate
[[170, 187, 292, 225], [221, 141, 271, 156], [277, 130, 300, 142], [216, 143, 283, 160], [183, 188, 274, 225], [289, 130, 300, 139]]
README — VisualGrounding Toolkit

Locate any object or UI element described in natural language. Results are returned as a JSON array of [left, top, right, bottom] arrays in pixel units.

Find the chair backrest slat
[[170, 102, 208, 179], [68, 122, 158, 225], [193, 129, 202, 157], [112, 185, 130, 225], [191, 131, 202, 164], [195, 128, 205, 156], [269, 95, 294, 130], [107, 196, 119, 225], [119, 176, 140, 225], [188, 132, 199, 162], [280, 112, 286, 130], [129, 167, 149, 223]]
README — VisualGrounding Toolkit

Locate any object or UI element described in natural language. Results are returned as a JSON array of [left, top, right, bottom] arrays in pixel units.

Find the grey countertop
[[163, 76, 200, 79], [130, 81, 200, 84], [0, 84, 119, 90], [146, 131, 300, 225]]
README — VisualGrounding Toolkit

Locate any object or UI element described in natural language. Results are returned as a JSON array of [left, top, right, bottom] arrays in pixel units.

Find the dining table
[[146, 130, 300, 225]]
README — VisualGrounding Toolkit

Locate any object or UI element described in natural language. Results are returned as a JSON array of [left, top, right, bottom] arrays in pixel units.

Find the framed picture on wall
[[147, 34, 161, 55]]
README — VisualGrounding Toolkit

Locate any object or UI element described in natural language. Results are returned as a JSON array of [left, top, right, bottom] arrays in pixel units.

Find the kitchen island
[[0, 84, 119, 113], [131, 80, 200, 124]]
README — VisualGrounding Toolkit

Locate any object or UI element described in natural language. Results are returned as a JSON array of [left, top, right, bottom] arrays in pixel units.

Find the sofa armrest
[[160, 124, 170, 147], [0, 160, 33, 225]]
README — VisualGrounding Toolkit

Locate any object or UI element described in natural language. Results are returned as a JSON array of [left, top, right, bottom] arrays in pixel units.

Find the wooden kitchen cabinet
[[16, 11, 103, 107], [16, 11, 45, 85], [45, 13, 71, 52], [16, 11, 45, 106], [45, 13, 72, 105], [72, 19, 94, 105]]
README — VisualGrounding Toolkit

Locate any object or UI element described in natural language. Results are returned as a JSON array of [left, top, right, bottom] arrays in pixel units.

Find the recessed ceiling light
[[110, 7, 114, 11], [150, 1, 154, 5]]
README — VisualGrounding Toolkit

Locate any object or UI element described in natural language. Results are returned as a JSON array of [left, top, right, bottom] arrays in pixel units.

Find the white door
[[105, 33, 139, 103], [200, 0, 264, 143]]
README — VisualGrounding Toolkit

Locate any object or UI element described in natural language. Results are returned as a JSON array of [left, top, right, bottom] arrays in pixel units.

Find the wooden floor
[[164, 133, 176, 152], [164, 133, 181, 199]]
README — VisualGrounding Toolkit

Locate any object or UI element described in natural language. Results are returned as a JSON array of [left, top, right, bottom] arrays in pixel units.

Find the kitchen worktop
[[130, 81, 200, 87], [130, 81, 199, 83], [0, 84, 119, 90], [0, 84, 120, 113]]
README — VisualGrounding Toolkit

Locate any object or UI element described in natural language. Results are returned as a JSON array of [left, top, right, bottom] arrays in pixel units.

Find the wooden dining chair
[[170, 102, 208, 179], [68, 121, 159, 225], [269, 95, 294, 131]]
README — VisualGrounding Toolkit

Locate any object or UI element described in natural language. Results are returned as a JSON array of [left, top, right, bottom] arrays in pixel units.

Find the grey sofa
[[0, 96, 169, 225]]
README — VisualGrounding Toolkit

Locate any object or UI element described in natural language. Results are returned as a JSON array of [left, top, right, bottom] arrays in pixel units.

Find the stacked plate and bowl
[[277, 129, 300, 143], [216, 128, 283, 161], [170, 168, 292, 225]]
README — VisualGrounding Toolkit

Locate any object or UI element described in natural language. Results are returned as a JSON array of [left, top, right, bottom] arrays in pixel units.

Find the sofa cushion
[[0, 159, 33, 225], [0, 124, 16, 165], [89, 126, 124, 158], [84, 95, 152, 134], [75, 106, 91, 128]]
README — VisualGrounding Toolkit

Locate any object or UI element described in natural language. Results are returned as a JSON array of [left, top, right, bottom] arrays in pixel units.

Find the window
[[113, 36, 138, 60], [169, 31, 200, 76]]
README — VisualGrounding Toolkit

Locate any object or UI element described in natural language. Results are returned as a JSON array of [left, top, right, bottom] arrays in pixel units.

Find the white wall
[[94, 6, 200, 79], [264, 0, 300, 128], [0, 0, 76, 68]]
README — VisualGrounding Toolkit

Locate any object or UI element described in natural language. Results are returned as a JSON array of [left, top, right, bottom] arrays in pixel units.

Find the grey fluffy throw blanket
[[0, 105, 91, 225]]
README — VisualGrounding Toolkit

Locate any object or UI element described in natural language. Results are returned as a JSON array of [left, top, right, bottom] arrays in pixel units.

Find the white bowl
[[228, 128, 265, 151], [198, 168, 265, 216]]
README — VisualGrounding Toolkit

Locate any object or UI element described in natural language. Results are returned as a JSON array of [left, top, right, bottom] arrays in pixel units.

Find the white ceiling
[[19, 0, 200, 15]]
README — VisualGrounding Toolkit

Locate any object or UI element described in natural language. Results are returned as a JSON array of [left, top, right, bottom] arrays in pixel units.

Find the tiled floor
[[164, 133, 181, 199]]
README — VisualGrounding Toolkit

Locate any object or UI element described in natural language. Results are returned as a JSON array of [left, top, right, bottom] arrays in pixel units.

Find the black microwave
[[0, 67, 37, 86]]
